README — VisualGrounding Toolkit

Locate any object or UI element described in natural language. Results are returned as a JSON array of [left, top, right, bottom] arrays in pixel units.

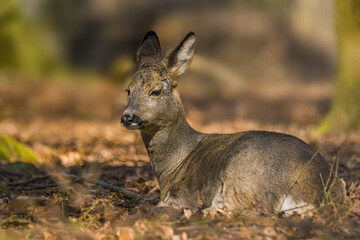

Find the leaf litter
[[0, 79, 359, 239]]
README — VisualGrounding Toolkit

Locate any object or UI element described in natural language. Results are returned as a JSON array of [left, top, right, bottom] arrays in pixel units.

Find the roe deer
[[121, 31, 346, 215]]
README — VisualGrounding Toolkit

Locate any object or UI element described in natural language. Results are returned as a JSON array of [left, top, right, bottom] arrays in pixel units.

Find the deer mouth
[[122, 122, 142, 130], [121, 114, 143, 130]]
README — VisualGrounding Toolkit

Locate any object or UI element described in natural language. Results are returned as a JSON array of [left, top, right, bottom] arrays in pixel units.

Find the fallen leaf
[[183, 209, 193, 219], [154, 224, 174, 240], [0, 136, 38, 164], [117, 227, 135, 240]]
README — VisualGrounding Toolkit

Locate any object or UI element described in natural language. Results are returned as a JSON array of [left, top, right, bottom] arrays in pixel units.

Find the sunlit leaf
[[0, 136, 38, 164]]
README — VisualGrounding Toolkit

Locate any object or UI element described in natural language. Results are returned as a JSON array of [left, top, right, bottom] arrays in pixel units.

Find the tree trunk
[[318, 0, 360, 132]]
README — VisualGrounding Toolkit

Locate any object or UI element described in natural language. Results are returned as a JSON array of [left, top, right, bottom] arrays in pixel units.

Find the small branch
[[0, 217, 32, 226], [8, 184, 58, 190], [3, 171, 140, 199], [61, 173, 140, 199], [276, 204, 310, 215], [216, 207, 232, 217], [0, 174, 10, 184], [8, 174, 49, 186], [0, 170, 25, 176]]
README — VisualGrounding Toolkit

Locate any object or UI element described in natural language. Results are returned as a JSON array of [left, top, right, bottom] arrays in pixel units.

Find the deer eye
[[150, 90, 161, 97], [125, 89, 130, 96]]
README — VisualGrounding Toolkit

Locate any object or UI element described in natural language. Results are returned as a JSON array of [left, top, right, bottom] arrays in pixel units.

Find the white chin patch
[[124, 123, 141, 130], [276, 195, 314, 216]]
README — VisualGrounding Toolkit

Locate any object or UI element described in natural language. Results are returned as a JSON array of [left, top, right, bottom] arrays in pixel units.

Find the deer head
[[121, 31, 196, 133]]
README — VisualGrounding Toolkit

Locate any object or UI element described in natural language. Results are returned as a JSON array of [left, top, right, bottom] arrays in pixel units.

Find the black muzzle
[[121, 114, 142, 130]]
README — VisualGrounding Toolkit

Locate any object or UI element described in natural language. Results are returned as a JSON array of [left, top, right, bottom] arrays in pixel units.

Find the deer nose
[[121, 114, 133, 124], [121, 114, 142, 129]]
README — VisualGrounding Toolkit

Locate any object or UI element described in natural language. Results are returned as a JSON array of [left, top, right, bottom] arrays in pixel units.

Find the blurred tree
[[0, 0, 59, 75], [318, 0, 360, 132], [288, 0, 336, 78]]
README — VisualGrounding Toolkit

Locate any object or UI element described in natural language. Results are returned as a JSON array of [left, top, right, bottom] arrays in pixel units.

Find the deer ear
[[137, 31, 161, 65], [163, 32, 196, 77]]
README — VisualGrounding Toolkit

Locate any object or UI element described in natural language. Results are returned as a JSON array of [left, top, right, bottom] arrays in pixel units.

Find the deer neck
[[140, 110, 205, 188]]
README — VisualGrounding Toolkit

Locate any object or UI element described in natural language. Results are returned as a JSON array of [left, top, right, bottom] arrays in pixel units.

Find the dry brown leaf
[[183, 209, 193, 219], [153, 224, 174, 239], [117, 227, 135, 240], [134, 219, 149, 235], [43, 231, 57, 240]]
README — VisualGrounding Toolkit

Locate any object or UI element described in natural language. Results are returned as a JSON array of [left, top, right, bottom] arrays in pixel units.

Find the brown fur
[[121, 31, 346, 214]]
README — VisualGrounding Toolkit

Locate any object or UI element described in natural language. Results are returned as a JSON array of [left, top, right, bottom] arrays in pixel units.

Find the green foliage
[[0, 136, 38, 164], [0, 0, 60, 75]]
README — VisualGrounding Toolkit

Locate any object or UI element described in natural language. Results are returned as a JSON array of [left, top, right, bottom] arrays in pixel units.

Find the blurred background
[[0, 0, 359, 136], [0, 0, 337, 75]]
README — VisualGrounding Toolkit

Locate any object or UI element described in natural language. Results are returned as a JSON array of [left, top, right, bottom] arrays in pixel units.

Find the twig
[[60, 173, 140, 199], [216, 207, 232, 217], [0, 216, 32, 226], [8, 184, 58, 190], [0, 174, 10, 184], [320, 151, 342, 207], [277, 204, 311, 215], [327, 152, 340, 197], [7, 174, 50, 186], [323, 153, 337, 194], [3, 171, 140, 199], [0, 170, 24, 176]]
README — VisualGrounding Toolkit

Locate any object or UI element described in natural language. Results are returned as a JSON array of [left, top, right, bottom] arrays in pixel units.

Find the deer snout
[[121, 113, 142, 130]]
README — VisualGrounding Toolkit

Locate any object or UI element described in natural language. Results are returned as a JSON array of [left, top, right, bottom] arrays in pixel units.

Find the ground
[[0, 76, 359, 239]]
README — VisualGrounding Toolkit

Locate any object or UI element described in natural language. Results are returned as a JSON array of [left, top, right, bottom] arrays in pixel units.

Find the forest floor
[[0, 76, 359, 239]]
